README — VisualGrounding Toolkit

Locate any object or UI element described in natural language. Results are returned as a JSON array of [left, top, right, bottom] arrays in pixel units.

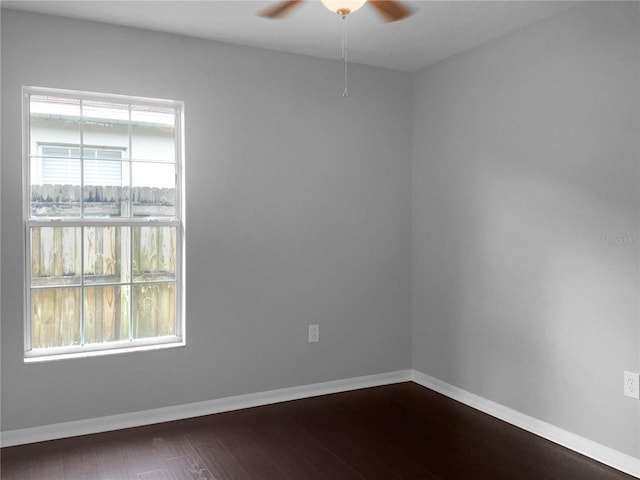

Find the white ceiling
[[1, 0, 579, 72]]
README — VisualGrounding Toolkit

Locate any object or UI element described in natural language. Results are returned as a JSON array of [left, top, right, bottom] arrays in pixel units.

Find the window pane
[[42, 156, 81, 184], [133, 283, 176, 339], [84, 285, 130, 344], [30, 156, 81, 217], [133, 226, 176, 282], [82, 159, 128, 217], [41, 146, 80, 159], [31, 287, 82, 348], [131, 105, 175, 162], [84, 226, 130, 284], [83, 157, 123, 186], [132, 162, 176, 217], [29, 96, 80, 156], [84, 147, 126, 161], [82, 100, 129, 152], [31, 227, 81, 287]]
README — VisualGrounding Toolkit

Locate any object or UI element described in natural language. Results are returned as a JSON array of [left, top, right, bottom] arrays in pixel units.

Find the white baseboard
[[411, 370, 640, 479], [0, 369, 412, 448], [2, 368, 638, 478]]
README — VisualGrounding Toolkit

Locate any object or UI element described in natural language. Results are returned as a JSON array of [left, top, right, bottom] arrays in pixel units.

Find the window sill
[[24, 339, 185, 363]]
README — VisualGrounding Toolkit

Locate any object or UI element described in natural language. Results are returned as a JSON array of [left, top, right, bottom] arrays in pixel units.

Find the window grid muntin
[[24, 86, 183, 359]]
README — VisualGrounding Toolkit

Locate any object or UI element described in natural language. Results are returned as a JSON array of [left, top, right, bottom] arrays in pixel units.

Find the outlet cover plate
[[308, 324, 319, 343], [624, 371, 640, 399]]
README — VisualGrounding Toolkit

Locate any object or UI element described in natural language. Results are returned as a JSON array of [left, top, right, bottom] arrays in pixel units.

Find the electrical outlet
[[624, 371, 640, 399], [308, 324, 319, 343]]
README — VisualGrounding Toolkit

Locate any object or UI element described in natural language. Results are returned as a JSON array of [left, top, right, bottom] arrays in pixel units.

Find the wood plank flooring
[[1, 382, 634, 479]]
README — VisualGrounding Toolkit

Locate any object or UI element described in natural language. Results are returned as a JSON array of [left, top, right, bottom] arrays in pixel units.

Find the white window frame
[[23, 86, 185, 362]]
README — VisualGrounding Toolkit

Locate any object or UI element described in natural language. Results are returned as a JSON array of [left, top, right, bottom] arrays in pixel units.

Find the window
[[24, 87, 184, 360], [39, 145, 124, 187]]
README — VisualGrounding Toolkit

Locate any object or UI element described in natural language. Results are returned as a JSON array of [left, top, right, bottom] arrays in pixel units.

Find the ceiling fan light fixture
[[321, 0, 367, 16]]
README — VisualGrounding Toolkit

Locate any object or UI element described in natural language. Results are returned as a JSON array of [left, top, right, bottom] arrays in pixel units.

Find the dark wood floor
[[1, 382, 634, 480]]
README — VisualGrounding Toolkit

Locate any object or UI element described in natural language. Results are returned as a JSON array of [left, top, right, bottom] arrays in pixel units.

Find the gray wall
[[412, 1, 639, 458], [1, 9, 412, 430]]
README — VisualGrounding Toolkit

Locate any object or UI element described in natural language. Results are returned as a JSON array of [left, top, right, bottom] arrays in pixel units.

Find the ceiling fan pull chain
[[342, 14, 348, 97]]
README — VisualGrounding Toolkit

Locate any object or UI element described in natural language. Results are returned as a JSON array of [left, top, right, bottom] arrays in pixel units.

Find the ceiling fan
[[259, 1, 413, 96], [258, 0, 414, 23]]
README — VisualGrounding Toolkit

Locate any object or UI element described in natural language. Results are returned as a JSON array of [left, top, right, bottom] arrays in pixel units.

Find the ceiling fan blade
[[368, 0, 413, 22], [258, 0, 304, 19]]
